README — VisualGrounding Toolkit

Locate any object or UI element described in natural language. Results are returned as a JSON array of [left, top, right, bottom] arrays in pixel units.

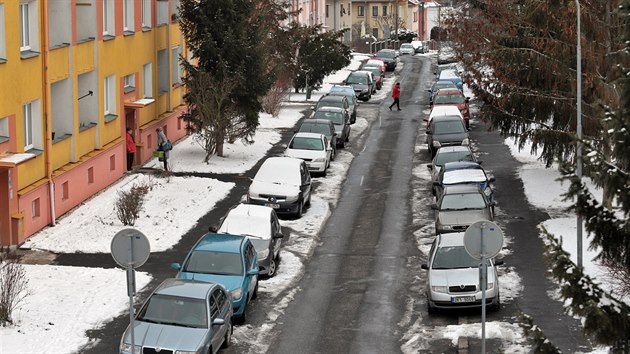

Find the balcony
[[76, 0, 96, 43]]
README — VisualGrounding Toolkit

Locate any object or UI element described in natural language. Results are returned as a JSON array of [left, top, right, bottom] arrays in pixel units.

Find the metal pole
[[480, 223, 487, 354], [128, 236, 136, 354], [575, 0, 583, 268]]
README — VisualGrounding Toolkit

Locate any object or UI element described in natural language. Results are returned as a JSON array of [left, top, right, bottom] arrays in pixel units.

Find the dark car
[[374, 49, 398, 71], [431, 184, 494, 234], [426, 115, 470, 157], [315, 95, 351, 122], [427, 146, 478, 183], [361, 66, 383, 90], [432, 88, 471, 129], [326, 89, 358, 124], [311, 107, 350, 148], [298, 118, 338, 159], [428, 80, 458, 105], [343, 71, 373, 101]]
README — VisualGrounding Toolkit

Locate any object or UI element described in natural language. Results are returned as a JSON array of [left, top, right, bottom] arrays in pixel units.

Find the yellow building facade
[[0, 0, 188, 246], [349, 0, 409, 40]]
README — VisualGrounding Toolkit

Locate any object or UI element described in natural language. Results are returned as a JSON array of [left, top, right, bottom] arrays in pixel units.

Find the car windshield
[[433, 82, 457, 91], [435, 151, 474, 166], [137, 294, 208, 328], [330, 87, 354, 95], [317, 100, 343, 110], [433, 120, 465, 134], [290, 137, 324, 151], [432, 246, 479, 269], [441, 193, 486, 210], [313, 111, 345, 125], [346, 74, 367, 85], [376, 51, 395, 59], [435, 94, 465, 104], [183, 250, 243, 275], [299, 123, 331, 138]]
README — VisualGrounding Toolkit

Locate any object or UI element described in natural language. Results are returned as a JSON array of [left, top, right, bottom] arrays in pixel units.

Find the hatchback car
[[433, 166, 496, 203], [284, 132, 332, 175], [216, 204, 284, 277], [427, 146, 478, 183], [120, 279, 232, 354], [172, 234, 259, 321], [438, 69, 464, 91], [343, 71, 373, 101], [247, 157, 312, 217], [315, 94, 352, 122], [432, 88, 471, 129], [297, 118, 337, 159], [421, 232, 502, 313], [428, 80, 459, 105], [311, 107, 351, 148], [374, 49, 398, 71], [431, 184, 494, 234], [361, 66, 383, 90], [426, 115, 470, 157], [355, 70, 377, 94], [399, 43, 415, 55]]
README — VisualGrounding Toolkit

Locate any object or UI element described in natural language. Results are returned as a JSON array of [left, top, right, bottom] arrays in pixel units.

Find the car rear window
[[313, 111, 344, 125]]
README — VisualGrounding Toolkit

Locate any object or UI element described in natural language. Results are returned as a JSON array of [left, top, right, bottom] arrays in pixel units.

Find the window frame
[[372, 6, 378, 17], [123, 74, 135, 92], [20, 2, 30, 51], [382, 5, 387, 17], [141, 0, 151, 28], [357, 5, 364, 17], [23, 102, 33, 150]]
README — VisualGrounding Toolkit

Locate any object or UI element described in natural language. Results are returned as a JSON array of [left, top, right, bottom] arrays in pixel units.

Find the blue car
[[172, 233, 259, 321], [438, 69, 464, 92]]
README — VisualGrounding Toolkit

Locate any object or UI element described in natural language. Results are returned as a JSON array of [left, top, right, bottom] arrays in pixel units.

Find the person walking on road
[[125, 128, 136, 172], [389, 82, 401, 111], [156, 127, 171, 171]]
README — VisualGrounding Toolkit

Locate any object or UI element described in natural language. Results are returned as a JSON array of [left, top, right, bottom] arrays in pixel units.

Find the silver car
[[120, 278, 233, 354], [431, 184, 494, 234], [421, 233, 502, 313]]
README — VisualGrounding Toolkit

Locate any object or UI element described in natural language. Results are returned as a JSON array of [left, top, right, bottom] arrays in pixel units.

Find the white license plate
[[451, 296, 475, 304], [265, 203, 280, 209]]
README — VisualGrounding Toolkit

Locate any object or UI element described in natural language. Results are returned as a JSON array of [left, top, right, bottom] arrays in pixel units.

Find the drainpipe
[[166, 2, 171, 112], [42, 0, 56, 226]]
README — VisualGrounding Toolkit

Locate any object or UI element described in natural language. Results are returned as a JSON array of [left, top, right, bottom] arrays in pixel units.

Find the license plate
[[451, 296, 475, 304], [265, 203, 280, 209]]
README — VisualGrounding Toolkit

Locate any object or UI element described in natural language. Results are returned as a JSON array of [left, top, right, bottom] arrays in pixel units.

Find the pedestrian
[[125, 128, 136, 172], [156, 127, 170, 171], [389, 82, 401, 111]]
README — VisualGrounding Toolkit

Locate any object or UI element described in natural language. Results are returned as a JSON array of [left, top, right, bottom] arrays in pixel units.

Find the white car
[[400, 43, 415, 55], [426, 105, 464, 125], [247, 157, 312, 217], [421, 232, 502, 313], [284, 132, 332, 175]]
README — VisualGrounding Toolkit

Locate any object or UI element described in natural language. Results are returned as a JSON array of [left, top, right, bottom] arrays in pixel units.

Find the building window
[[357, 5, 364, 17], [372, 6, 378, 17], [123, 74, 135, 93], [19, 1, 38, 52], [62, 181, 69, 201], [0, 3, 6, 61], [325, 5, 329, 18], [382, 6, 387, 17], [23, 102, 33, 150], [87, 167, 94, 184], [0, 116, 8, 140], [171, 0, 181, 22], [109, 154, 116, 171], [102, 0, 114, 37], [104, 75, 116, 116], [157, 49, 168, 94], [32, 198, 40, 218], [171, 46, 182, 85], [142, 62, 153, 98], [123, 0, 134, 33], [141, 0, 151, 28], [157, 0, 168, 25], [23, 100, 42, 150]]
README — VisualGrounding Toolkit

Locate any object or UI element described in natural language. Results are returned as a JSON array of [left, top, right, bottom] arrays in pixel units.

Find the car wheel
[[267, 258, 277, 277], [491, 293, 501, 312], [427, 300, 436, 315], [295, 198, 303, 217], [252, 280, 259, 300], [345, 133, 350, 143], [340, 139, 345, 148], [221, 320, 232, 348], [306, 192, 311, 207]]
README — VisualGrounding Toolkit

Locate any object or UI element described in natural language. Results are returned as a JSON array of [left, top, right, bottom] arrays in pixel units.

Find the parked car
[[284, 132, 332, 175], [399, 43, 415, 55], [431, 184, 494, 234], [355, 70, 377, 94], [432, 88, 471, 129], [430, 161, 484, 189], [427, 146, 478, 183], [428, 80, 459, 105], [216, 204, 284, 277], [411, 40, 427, 53], [327, 85, 358, 123], [315, 94, 351, 121], [438, 69, 464, 91], [426, 105, 464, 126], [311, 107, 351, 148], [426, 115, 470, 157], [421, 232, 502, 313], [297, 118, 337, 160], [119, 279, 233, 354], [172, 233, 259, 321], [247, 157, 312, 217], [433, 165, 496, 203], [343, 71, 373, 101], [361, 66, 383, 91], [436, 62, 461, 77], [365, 58, 386, 75], [374, 49, 398, 71]]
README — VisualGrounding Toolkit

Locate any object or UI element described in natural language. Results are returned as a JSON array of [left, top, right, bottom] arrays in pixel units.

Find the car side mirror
[[421, 264, 429, 270], [432, 181, 440, 187], [423, 118, 428, 122], [427, 165, 433, 170], [274, 233, 284, 239], [494, 260, 504, 266], [489, 177, 496, 183], [209, 226, 217, 233], [430, 203, 438, 210], [212, 318, 226, 326], [477, 160, 483, 165], [248, 269, 259, 276], [170, 262, 181, 270], [465, 97, 471, 101], [427, 89, 432, 92]]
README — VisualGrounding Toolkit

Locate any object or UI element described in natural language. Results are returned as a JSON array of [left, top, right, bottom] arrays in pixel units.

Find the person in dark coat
[[389, 82, 401, 111]]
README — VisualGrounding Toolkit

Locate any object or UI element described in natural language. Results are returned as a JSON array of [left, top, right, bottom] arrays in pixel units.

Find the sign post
[[111, 229, 150, 354], [464, 221, 504, 354]]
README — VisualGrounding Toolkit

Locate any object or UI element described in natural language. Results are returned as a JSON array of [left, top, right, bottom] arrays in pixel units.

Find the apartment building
[[291, 0, 326, 28], [0, 0, 189, 246], [349, 0, 409, 40]]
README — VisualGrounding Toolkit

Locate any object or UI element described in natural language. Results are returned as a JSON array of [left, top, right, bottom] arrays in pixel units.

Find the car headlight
[[483, 186, 492, 197], [461, 138, 470, 145], [176, 351, 200, 354], [120, 343, 142, 354], [431, 286, 448, 293], [432, 141, 442, 148], [312, 157, 326, 162], [361, 89, 368, 93], [440, 224, 453, 230], [486, 282, 494, 290], [231, 288, 243, 301], [257, 248, 269, 259]]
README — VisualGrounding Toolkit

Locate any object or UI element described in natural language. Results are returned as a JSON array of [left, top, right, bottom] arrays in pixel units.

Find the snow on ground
[[1, 265, 151, 354]]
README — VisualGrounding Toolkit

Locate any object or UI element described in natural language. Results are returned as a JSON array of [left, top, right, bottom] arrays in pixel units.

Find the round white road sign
[[111, 228, 150, 268], [463, 221, 504, 260]]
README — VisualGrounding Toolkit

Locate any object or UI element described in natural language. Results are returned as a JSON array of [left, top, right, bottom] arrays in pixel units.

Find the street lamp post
[[575, 0, 583, 268]]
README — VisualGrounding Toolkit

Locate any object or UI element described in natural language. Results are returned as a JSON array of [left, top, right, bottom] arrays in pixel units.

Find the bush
[[0, 254, 30, 326], [115, 182, 151, 226], [261, 82, 289, 117]]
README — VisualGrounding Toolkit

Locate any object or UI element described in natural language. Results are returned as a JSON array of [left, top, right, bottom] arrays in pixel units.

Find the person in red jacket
[[126, 128, 136, 172], [389, 82, 401, 111]]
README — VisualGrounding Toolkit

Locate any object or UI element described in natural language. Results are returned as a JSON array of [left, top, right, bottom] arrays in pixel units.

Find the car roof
[[315, 106, 344, 113], [439, 70, 460, 79], [219, 204, 273, 239], [194, 233, 246, 253], [154, 278, 217, 300], [443, 161, 482, 171], [443, 169, 488, 184], [443, 184, 482, 194], [434, 80, 457, 86], [355, 70, 374, 76], [436, 88, 463, 95], [430, 105, 463, 118], [436, 146, 472, 154], [293, 132, 324, 140], [255, 157, 303, 185], [319, 95, 345, 102], [302, 118, 334, 126], [437, 232, 466, 247], [431, 115, 463, 123]]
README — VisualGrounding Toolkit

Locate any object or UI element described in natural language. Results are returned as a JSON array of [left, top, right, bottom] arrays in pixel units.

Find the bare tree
[[0, 254, 30, 325]]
